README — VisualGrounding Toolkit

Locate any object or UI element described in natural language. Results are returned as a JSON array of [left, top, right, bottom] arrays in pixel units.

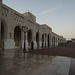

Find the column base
[[50, 42, 52, 47], [39, 42, 42, 49], [33, 41, 37, 49], [4, 39, 15, 49], [22, 40, 28, 51]]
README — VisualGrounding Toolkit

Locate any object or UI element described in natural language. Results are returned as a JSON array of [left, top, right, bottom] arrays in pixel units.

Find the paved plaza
[[0, 47, 75, 75]]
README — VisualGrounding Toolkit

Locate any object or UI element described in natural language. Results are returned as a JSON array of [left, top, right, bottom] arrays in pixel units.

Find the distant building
[[66, 40, 72, 44], [71, 38, 75, 43]]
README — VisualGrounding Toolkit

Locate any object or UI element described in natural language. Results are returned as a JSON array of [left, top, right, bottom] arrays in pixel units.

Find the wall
[[0, 1, 66, 50]]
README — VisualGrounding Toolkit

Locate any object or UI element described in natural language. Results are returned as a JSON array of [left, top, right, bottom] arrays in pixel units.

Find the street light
[[22, 26, 28, 52]]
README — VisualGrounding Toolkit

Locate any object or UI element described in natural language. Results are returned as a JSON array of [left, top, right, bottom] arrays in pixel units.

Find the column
[[0, 0, 2, 46], [50, 36, 52, 47], [39, 34, 42, 49]]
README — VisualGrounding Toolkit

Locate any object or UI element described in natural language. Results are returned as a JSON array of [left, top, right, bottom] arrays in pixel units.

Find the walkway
[[26, 46, 75, 58], [26, 46, 75, 75], [0, 46, 75, 75]]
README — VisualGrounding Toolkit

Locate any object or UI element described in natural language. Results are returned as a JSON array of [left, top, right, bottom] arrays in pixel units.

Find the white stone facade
[[0, 0, 66, 50]]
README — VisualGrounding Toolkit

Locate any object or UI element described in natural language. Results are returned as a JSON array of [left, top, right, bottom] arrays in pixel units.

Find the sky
[[3, 0, 75, 40]]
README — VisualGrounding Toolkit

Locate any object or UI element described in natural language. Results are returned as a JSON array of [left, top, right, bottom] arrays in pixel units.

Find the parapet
[[23, 12, 36, 23], [41, 24, 52, 31]]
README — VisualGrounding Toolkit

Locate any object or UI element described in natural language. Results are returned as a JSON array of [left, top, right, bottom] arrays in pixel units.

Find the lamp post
[[45, 33, 47, 48], [22, 26, 28, 52]]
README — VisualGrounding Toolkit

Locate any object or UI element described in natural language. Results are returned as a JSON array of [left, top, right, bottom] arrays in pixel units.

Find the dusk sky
[[3, 0, 75, 40]]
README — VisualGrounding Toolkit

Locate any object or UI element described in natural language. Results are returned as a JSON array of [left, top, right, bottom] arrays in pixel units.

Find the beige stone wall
[[23, 12, 36, 22], [0, 1, 66, 49], [40, 24, 52, 47]]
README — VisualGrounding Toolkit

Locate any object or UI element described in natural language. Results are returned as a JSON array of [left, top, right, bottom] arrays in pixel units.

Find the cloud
[[39, 6, 63, 16]]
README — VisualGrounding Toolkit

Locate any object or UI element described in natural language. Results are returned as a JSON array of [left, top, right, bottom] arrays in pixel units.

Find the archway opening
[[56, 38, 57, 46], [1, 22, 4, 49], [42, 34, 44, 48], [58, 38, 59, 45], [14, 26, 21, 48], [27, 30, 32, 49], [48, 34, 50, 47], [52, 37, 55, 46], [1, 20, 7, 49], [36, 32, 39, 48]]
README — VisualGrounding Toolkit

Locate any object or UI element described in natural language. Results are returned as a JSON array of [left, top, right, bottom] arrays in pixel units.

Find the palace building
[[0, 0, 66, 50]]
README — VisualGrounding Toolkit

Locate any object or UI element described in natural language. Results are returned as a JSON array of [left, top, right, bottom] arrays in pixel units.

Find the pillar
[[0, 0, 2, 46], [50, 36, 52, 47]]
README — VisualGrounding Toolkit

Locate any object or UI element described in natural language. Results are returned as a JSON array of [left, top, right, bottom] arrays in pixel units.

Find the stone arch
[[36, 32, 39, 48], [14, 26, 21, 48], [48, 34, 50, 47], [27, 29, 32, 48], [56, 38, 57, 46], [45, 33, 47, 48], [52, 36, 55, 46], [58, 38, 59, 45], [42, 34, 44, 48], [1, 19, 7, 49]]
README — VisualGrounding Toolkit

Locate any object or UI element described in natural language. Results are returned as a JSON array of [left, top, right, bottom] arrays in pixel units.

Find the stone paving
[[0, 49, 72, 75]]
